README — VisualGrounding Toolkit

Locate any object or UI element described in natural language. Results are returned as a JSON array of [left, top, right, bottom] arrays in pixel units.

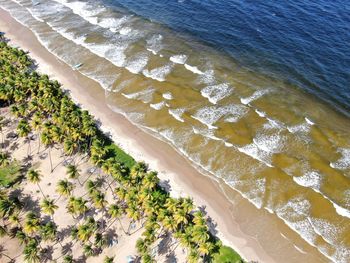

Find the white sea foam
[[121, 87, 155, 103], [264, 117, 285, 130], [98, 16, 131, 32], [192, 104, 247, 129], [146, 34, 163, 55], [192, 127, 222, 141], [201, 83, 233, 104], [330, 148, 350, 170], [198, 69, 216, 85], [305, 117, 315, 125], [293, 171, 323, 189], [237, 143, 273, 167], [168, 108, 185, 122], [224, 142, 234, 147], [253, 133, 286, 154], [170, 54, 187, 64], [184, 63, 204, 75], [125, 52, 149, 74], [241, 89, 270, 105], [255, 109, 266, 117], [287, 118, 313, 134], [142, 64, 173, 82], [162, 92, 173, 100], [150, 101, 166, 110]]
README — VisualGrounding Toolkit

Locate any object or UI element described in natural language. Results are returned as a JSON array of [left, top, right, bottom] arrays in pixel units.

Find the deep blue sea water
[[105, 0, 350, 115]]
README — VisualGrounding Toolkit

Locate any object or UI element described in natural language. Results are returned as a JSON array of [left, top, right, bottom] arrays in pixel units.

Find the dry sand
[[0, 7, 329, 263]]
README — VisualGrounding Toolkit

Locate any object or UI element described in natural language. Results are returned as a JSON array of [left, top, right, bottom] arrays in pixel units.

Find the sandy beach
[[0, 7, 329, 263]]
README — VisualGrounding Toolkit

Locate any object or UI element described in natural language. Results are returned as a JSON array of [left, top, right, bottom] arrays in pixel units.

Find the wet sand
[[0, 7, 329, 263]]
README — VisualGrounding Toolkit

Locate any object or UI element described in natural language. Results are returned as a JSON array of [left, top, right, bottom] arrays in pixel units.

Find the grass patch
[[0, 161, 21, 187], [213, 246, 244, 263], [106, 143, 135, 169]]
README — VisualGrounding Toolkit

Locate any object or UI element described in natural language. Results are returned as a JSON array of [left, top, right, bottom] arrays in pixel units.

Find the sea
[[1, 0, 349, 261]]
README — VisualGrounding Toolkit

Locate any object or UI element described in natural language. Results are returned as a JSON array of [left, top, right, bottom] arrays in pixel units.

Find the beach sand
[[0, 112, 187, 263], [0, 7, 329, 263]]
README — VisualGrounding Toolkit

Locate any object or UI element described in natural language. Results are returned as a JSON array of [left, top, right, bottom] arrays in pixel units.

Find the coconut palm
[[23, 239, 40, 263], [66, 165, 81, 185], [15, 230, 28, 245], [40, 221, 57, 241], [41, 131, 54, 172], [77, 224, 94, 243], [63, 254, 74, 263], [17, 119, 32, 155], [103, 256, 114, 263], [187, 249, 200, 263], [26, 169, 45, 198], [67, 197, 88, 218], [198, 241, 214, 257], [23, 213, 40, 236], [92, 191, 107, 210], [56, 179, 74, 198], [83, 244, 94, 258], [0, 151, 10, 167], [107, 204, 126, 233], [40, 198, 58, 217], [8, 213, 21, 227], [94, 232, 107, 249], [0, 198, 15, 218], [141, 253, 155, 263]]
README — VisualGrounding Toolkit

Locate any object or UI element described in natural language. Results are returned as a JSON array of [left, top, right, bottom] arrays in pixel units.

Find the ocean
[[1, 0, 349, 261]]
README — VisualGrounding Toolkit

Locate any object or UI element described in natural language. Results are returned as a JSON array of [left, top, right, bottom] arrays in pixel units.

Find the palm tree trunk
[[48, 147, 53, 173], [37, 183, 46, 198], [37, 132, 41, 154], [27, 137, 31, 156]]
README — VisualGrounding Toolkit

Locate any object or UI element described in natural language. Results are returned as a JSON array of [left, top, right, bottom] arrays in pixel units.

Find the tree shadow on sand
[[22, 194, 41, 214]]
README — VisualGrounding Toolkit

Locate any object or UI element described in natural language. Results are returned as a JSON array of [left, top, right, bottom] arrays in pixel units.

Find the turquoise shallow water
[[1, 0, 350, 262]]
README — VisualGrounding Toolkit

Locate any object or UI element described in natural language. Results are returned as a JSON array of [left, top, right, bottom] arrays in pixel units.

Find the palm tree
[[17, 119, 32, 156], [15, 230, 28, 245], [67, 197, 88, 218], [56, 179, 74, 198], [103, 256, 114, 263], [77, 224, 94, 243], [92, 191, 107, 210], [66, 165, 81, 185], [8, 213, 21, 227], [23, 239, 40, 263], [0, 198, 15, 218], [41, 131, 54, 172], [31, 113, 42, 153], [198, 241, 214, 257], [40, 221, 57, 241], [63, 254, 74, 263], [23, 213, 40, 236], [94, 232, 107, 249], [141, 253, 155, 263], [26, 169, 45, 198], [83, 244, 94, 258], [107, 204, 126, 233], [136, 238, 147, 255], [187, 249, 200, 263], [0, 151, 10, 167], [40, 198, 58, 217]]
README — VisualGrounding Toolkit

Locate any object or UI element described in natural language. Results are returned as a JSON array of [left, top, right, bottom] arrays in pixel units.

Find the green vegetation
[[213, 246, 244, 263], [0, 159, 21, 187], [0, 34, 244, 262]]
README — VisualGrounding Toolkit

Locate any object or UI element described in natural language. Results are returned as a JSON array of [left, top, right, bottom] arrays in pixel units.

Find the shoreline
[[0, 7, 329, 263]]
